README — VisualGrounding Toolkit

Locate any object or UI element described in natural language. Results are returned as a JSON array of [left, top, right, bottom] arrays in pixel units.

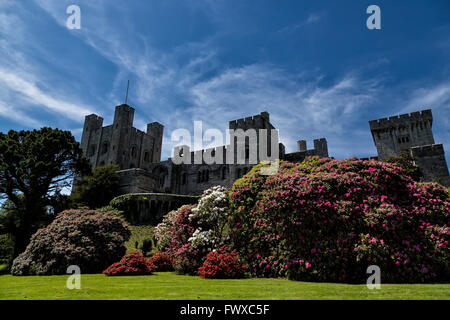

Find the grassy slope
[[0, 273, 449, 300], [125, 225, 156, 255]]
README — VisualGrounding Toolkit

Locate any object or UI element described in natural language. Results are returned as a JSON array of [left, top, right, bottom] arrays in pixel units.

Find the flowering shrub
[[188, 186, 230, 252], [157, 187, 233, 275], [11, 208, 130, 276], [103, 252, 154, 276], [148, 251, 174, 272], [164, 205, 203, 274], [155, 210, 178, 251], [198, 247, 247, 279], [230, 157, 450, 283]]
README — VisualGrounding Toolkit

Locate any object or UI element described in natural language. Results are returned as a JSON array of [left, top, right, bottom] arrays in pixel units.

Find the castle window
[[158, 174, 165, 188], [102, 142, 109, 154], [236, 168, 242, 179], [221, 167, 227, 180], [198, 171, 202, 183], [89, 145, 96, 156], [182, 173, 188, 185], [131, 146, 138, 158], [144, 151, 150, 162]]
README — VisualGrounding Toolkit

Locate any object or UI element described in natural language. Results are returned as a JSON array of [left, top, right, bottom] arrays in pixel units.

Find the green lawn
[[0, 272, 448, 300]]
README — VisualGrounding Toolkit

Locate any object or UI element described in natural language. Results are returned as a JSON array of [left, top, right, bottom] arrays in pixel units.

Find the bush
[[198, 247, 247, 279], [148, 251, 174, 272], [11, 208, 131, 275], [166, 205, 203, 275], [188, 186, 231, 252], [156, 187, 232, 275], [103, 251, 154, 276], [230, 157, 449, 283], [155, 210, 178, 251], [140, 239, 153, 256]]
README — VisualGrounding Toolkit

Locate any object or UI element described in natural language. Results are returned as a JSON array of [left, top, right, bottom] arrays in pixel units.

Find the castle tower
[[228, 111, 278, 164], [80, 104, 163, 171], [369, 109, 449, 185], [369, 109, 434, 160]]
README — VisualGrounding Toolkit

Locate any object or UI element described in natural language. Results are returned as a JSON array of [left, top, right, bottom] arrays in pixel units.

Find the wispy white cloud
[[0, 1, 98, 127], [0, 68, 95, 121], [186, 64, 380, 158], [0, 101, 43, 128], [274, 12, 322, 35]]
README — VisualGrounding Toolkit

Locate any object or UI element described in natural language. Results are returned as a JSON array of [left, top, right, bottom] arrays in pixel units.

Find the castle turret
[[369, 109, 434, 160], [147, 122, 164, 163], [369, 109, 449, 186]]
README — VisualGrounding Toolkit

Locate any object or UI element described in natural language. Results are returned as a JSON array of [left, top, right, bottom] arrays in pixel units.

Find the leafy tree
[[385, 150, 423, 181], [0, 127, 90, 258], [71, 164, 120, 209]]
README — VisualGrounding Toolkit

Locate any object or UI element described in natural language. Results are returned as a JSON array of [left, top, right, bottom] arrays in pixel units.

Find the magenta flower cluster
[[230, 157, 449, 283], [165, 205, 203, 275]]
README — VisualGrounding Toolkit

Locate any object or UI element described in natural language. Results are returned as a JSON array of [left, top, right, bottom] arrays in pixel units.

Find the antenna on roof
[[124, 80, 130, 105]]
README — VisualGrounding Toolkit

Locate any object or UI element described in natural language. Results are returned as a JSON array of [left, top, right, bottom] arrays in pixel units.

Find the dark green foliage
[[11, 208, 131, 275], [71, 164, 120, 209], [0, 127, 90, 258], [385, 150, 423, 181], [140, 239, 153, 256], [0, 234, 13, 264]]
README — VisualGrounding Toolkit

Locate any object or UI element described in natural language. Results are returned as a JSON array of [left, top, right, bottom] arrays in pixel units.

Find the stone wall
[[111, 193, 199, 224], [411, 144, 450, 186]]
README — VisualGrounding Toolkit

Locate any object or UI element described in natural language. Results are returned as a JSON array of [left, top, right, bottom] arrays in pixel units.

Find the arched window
[[131, 146, 138, 158]]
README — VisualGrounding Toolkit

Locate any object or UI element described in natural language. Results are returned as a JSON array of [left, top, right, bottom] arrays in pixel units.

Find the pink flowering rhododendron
[[230, 157, 450, 283]]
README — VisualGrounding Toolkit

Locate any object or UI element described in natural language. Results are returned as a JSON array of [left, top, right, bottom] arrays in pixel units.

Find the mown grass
[[0, 272, 448, 300]]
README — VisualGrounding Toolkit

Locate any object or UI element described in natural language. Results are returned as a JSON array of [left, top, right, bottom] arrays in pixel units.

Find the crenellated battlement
[[369, 109, 433, 130], [229, 111, 272, 130]]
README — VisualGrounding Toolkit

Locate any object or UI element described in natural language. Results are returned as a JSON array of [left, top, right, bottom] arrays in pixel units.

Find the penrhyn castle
[[80, 104, 449, 199]]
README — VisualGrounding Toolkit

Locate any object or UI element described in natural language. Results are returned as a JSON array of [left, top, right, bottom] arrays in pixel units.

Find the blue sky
[[0, 0, 449, 164]]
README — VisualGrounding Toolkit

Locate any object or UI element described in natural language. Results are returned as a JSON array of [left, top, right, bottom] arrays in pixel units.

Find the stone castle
[[80, 104, 328, 196], [80, 105, 449, 200], [369, 109, 450, 186]]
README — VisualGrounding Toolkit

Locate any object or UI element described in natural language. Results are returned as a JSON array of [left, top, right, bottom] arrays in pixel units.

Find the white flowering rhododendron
[[155, 210, 178, 250], [188, 186, 230, 250]]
